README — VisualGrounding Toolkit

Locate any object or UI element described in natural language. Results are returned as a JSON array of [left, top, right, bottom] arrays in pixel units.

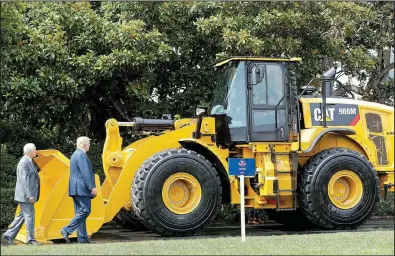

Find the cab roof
[[214, 56, 302, 67]]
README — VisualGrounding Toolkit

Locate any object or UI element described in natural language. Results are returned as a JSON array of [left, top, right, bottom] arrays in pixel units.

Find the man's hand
[[28, 196, 34, 203], [91, 188, 97, 196]]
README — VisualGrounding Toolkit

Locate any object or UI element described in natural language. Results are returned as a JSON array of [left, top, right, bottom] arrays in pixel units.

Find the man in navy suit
[[60, 136, 97, 244]]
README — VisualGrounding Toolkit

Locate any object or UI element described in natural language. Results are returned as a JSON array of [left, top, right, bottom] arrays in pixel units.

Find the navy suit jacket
[[69, 149, 95, 198]]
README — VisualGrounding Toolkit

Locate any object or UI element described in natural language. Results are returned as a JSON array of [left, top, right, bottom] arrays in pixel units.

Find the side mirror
[[251, 65, 265, 85]]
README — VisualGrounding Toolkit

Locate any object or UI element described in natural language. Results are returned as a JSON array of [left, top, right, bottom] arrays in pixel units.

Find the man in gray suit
[[2, 143, 41, 245], [60, 136, 97, 244]]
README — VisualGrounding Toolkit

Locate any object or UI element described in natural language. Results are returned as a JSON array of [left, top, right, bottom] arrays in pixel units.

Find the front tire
[[299, 148, 380, 229], [132, 148, 222, 237]]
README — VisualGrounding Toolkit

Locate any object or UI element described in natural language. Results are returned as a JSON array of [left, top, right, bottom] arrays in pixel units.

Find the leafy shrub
[[214, 205, 241, 224], [1, 144, 19, 188], [88, 139, 105, 183], [1, 188, 17, 228], [373, 192, 394, 216], [214, 205, 268, 224]]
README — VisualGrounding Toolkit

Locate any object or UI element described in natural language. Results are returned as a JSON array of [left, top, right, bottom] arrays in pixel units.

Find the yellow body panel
[[174, 118, 197, 129], [179, 137, 229, 170], [299, 132, 368, 166], [199, 117, 216, 135]]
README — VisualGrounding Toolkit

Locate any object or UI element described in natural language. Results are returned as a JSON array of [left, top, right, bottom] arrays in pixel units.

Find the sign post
[[240, 173, 246, 242], [228, 158, 256, 242]]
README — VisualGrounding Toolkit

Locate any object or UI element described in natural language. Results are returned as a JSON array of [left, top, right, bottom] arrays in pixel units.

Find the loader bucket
[[13, 150, 105, 243]]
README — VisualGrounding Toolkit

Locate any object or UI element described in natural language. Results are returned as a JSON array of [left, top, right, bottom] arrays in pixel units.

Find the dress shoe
[[27, 240, 41, 246], [254, 217, 264, 224], [1, 234, 15, 245], [60, 229, 70, 244], [248, 219, 260, 225]]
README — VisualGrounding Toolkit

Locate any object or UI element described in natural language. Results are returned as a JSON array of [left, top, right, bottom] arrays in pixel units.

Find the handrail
[[274, 96, 284, 129]]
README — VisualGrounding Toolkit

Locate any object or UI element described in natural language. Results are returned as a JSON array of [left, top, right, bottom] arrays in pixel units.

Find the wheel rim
[[328, 170, 363, 209], [162, 172, 202, 214]]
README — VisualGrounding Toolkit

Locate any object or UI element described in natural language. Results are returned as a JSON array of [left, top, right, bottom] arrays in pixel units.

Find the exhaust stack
[[322, 67, 336, 97]]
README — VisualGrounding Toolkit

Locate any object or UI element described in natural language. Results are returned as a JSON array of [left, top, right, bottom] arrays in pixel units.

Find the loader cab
[[210, 57, 301, 144]]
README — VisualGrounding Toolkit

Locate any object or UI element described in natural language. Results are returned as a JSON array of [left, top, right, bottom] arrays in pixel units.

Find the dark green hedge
[[214, 205, 269, 224], [1, 188, 17, 228], [1, 146, 18, 228], [373, 192, 394, 216], [1, 145, 18, 187]]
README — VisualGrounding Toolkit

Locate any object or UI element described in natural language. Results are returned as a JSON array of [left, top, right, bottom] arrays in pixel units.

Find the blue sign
[[228, 158, 256, 177]]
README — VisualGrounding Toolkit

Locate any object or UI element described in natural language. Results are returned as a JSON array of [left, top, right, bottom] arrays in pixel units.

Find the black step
[[275, 208, 296, 212], [277, 189, 295, 193]]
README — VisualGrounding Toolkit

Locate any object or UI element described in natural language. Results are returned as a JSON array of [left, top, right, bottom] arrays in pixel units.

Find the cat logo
[[310, 103, 359, 126], [313, 108, 335, 122]]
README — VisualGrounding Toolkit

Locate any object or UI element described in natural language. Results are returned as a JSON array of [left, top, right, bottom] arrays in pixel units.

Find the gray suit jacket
[[14, 155, 40, 203]]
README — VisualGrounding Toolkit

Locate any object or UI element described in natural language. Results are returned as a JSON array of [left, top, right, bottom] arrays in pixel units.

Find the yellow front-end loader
[[13, 57, 394, 243]]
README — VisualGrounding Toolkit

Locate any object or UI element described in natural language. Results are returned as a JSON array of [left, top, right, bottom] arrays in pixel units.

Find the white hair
[[76, 136, 91, 148], [23, 143, 36, 155]]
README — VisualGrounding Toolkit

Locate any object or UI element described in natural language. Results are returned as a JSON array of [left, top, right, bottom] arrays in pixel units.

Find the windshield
[[211, 65, 235, 111], [210, 61, 247, 132]]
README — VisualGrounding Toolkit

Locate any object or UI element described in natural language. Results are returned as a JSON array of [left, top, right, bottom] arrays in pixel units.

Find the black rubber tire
[[114, 208, 148, 231], [298, 147, 380, 229], [131, 148, 222, 237], [265, 209, 318, 230]]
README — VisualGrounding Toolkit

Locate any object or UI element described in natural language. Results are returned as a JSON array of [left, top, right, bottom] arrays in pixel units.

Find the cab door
[[247, 62, 289, 141]]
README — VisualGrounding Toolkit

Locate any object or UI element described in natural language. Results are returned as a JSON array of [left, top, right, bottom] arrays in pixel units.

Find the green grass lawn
[[1, 230, 394, 255]]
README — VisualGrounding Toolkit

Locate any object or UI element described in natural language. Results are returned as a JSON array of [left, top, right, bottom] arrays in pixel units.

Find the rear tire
[[132, 148, 222, 237], [299, 148, 380, 229]]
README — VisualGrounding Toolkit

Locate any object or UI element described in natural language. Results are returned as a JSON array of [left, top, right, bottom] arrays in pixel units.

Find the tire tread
[[298, 147, 380, 230], [132, 148, 222, 237]]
